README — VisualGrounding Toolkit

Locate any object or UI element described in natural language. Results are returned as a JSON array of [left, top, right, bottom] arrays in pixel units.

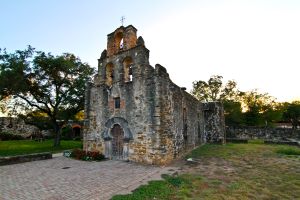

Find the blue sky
[[1, 0, 300, 102]]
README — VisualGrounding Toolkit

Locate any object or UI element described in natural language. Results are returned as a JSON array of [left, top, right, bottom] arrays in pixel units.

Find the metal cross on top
[[120, 16, 125, 26]]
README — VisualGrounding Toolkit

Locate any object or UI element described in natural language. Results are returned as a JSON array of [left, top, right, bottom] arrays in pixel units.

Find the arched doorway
[[72, 124, 81, 138], [111, 124, 124, 159]]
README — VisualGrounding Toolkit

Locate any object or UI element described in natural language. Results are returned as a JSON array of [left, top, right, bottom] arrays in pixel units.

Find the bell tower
[[106, 25, 138, 57], [96, 25, 147, 87]]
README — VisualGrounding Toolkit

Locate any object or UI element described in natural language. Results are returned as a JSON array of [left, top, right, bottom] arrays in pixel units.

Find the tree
[[0, 46, 95, 146], [223, 100, 244, 126], [283, 101, 300, 129], [192, 75, 244, 126], [241, 89, 279, 126], [191, 75, 283, 127], [192, 75, 242, 102], [192, 75, 223, 101]]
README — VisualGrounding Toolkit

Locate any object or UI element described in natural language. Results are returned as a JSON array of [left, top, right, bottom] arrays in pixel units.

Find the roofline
[[107, 25, 137, 37]]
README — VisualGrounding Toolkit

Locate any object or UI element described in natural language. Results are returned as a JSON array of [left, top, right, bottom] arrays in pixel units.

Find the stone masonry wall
[[226, 127, 300, 140], [84, 25, 226, 165], [84, 43, 157, 164], [203, 102, 226, 144], [0, 117, 40, 138]]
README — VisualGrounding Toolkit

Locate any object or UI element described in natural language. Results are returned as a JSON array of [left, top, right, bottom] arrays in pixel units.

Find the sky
[[1, 0, 300, 103]]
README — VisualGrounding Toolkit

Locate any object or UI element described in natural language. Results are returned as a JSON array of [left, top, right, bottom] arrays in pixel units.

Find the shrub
[[73, 136, 81, 141], [70, 149, 86, 160], [0, 132, 24, 141], [276, 147, 300, 155], [162, 174, 185, 187], [70, 149, 105, 161], [61, 126, 73, 140], [87, 151, 105, 160]]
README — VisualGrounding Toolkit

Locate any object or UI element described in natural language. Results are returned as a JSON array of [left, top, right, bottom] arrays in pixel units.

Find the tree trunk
[[291, 119, 298, 130], [53, 121, 61, 147]]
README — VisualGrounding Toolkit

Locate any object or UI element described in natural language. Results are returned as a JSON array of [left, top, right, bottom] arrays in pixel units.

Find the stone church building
[[83, 25, 225, 165]]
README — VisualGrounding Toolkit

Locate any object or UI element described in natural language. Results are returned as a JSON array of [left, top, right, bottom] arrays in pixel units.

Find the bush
[[70, 149, 86, 160], [70, 149, 105, 161], [86, 151, 105, 160], [73, 136, 81, 141], [61, 126, 73, 140], [0, 132, 24, 141], [276, 147, 300, 155]]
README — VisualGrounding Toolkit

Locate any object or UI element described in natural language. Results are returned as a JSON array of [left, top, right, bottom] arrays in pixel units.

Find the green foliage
[[283, 101, 300, 129], [248, 139, 264, 144], [192, 75, 247, 126], [242, 89, 279, 126], [223, 100, 244, 126], [73, 136, 81, 141], [162, 174, 187, 187], [192, 75, 287, 127], [0, 131, 24, 140], [192, 75, 241, 102], [0, 139, 82, 156], [0, 46, 95, 146], [19, 110, 53, 130], [61, 126, 73, 140], [276, 147, 300, 155], [111, 180, 173, 200]]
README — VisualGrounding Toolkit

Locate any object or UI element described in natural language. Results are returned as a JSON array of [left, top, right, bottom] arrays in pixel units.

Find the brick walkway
[[0, 156, 177, 200]]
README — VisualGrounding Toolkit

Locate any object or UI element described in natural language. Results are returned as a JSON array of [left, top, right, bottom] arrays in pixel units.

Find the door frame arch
[[102, 117, 133, 160]]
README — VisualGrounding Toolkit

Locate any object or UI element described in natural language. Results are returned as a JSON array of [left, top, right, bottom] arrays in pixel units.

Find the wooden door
[[111, 124, 124, 159]]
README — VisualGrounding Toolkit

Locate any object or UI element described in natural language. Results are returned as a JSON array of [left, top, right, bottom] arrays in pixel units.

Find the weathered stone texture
[[0, 117, 40, 138], [107, 25, 137, 57], [84, 25, 225, 165], [203, 102, 226, 143], [227, 127, 300, 140]]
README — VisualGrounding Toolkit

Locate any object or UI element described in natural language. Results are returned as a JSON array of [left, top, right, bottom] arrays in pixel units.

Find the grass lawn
[[112, 141, 300, 200], [0, 139, 82, 157]]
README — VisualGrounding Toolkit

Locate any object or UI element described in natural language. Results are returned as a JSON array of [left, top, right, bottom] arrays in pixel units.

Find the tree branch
[[16, 94, 50, 115]]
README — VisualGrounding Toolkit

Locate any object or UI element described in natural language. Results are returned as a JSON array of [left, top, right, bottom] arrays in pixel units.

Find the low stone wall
[[0, 117, 41, 138], [226, 127, 300, 140], [264, 140, 299, 147], [0, 152, 52, 166]]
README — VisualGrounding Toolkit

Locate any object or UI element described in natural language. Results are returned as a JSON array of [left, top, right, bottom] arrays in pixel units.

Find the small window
[[129, 65, 133, 81], [114, 97, 120, 109], [183, 108, 187, 123], [183, 108, 187, 141], [120, 38, 124, 49]]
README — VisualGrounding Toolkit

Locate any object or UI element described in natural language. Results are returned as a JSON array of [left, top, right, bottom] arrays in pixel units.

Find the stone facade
[[83, 25, 225, 165]]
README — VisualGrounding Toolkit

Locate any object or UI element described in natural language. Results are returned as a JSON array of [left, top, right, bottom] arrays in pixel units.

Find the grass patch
[[187, 142, 271, 159], [162, 174, 185, 187], [111, 174, 205, 200], [111, 180, 174, 200], [276, 146, 300, 155], [112, 141, 300, 199], [0, 139, 82, 157], [248, 139, 264, 144]]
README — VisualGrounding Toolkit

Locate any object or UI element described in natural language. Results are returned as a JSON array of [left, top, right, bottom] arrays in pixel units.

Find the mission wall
[[83, 25, 225, 165]]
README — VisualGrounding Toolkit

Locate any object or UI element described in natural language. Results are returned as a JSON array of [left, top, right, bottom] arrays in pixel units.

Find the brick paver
[[0, 156, 176, 200]]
